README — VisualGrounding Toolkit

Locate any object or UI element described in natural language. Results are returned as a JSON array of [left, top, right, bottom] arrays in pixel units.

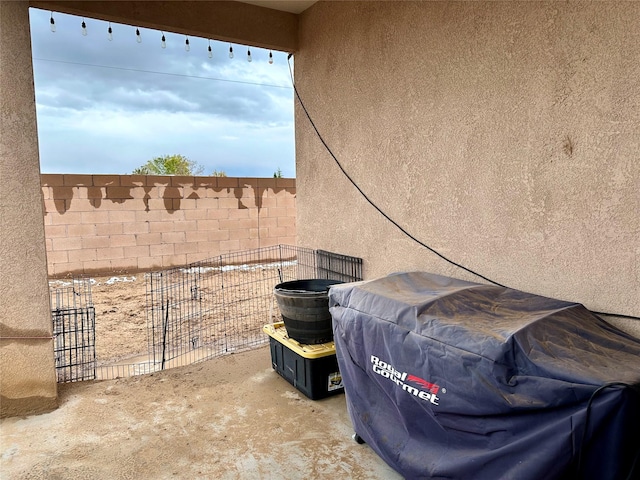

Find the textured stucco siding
[[0, 1, 58, 418], [295, 1, 639, 334]]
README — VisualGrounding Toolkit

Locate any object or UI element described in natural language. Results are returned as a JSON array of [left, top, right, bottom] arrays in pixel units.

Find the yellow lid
[[263, 322, 337, 359]]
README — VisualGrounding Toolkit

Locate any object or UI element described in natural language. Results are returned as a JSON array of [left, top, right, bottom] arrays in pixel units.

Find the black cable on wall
[[287, 56, 639, 322]]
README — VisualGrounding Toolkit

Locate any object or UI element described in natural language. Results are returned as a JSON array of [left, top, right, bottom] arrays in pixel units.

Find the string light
[[46, 14, 280, 64]]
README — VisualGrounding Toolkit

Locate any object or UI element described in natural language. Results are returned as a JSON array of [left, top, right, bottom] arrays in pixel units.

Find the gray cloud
[[29, 8, 295, 176]]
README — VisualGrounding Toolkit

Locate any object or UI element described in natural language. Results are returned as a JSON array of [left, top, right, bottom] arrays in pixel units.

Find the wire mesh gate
[[144, 245, 363, 373], [50, 278, 96, 382], [49, 245, 362, 381]]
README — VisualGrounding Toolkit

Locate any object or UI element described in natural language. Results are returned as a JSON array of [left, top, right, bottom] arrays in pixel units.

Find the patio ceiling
[[29, 0, 303, 52], [239, 0, 317, 14]]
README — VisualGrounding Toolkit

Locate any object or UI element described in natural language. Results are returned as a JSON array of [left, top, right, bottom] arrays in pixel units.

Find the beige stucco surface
[[295, 1, 639, 334], [0, 0, 57, 417]]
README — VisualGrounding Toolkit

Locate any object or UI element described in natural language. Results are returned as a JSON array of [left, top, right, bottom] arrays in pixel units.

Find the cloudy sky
[[28, 8, 296, 177]]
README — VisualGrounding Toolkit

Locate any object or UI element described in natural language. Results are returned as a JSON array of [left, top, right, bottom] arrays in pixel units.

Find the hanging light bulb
[[185, 36, 190, 52], [136, 28, 142, 43], [161, 32, 166, 49], [269, 50, 274, 65], [81, 19, 87, 36], [247, 48, 252, 63], [229, 44, 234, 59], [208, 40, 213, 59], [49, 12, 56, 33], [107, 22, 113, 41]]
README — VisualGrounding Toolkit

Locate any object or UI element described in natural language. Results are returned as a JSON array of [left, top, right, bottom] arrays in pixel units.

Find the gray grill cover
[[329, 272, 640, 480]]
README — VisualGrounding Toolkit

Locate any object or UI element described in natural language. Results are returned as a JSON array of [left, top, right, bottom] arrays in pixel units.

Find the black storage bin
[[263, 323, 344, 400]]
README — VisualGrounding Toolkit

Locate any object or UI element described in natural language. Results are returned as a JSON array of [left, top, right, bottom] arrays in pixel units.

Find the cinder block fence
[[41, 174, 296, 277]]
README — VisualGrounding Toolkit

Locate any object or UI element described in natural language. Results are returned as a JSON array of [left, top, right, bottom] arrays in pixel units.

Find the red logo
[[406, 374, 440, 394]]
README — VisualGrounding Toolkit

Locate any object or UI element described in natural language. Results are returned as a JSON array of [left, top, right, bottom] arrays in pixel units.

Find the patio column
[[0, 0, 57, 417]]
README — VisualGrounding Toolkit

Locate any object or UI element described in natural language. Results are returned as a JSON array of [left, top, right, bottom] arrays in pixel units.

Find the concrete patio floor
[[1, 345, 401, 479]]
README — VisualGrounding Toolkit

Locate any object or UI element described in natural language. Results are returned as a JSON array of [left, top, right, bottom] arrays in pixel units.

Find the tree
[[273, 167, 283, 178], [132, 154, 205, 175]]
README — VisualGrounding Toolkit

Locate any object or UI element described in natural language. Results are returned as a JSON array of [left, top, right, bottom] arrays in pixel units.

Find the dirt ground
[[51, 268, 291, 368], [91, 275, 149, 364], [0, 346, 400, 479]]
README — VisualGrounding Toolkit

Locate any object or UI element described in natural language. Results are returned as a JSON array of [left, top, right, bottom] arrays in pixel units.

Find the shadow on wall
[[41, 174, 297, 277], [48, 177, 292, 214]]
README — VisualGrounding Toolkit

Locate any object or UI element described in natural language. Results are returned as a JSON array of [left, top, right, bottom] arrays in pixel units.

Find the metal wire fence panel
[[278, 244, 318, 281], [316, 249, 364, 282], [96, 360, 161, 380], [49, 278, 96, 382], [50, 278, 93, 311], [45, 246, 362, 383], [146, 258, 225, 367], [144, 245, 363, 374]]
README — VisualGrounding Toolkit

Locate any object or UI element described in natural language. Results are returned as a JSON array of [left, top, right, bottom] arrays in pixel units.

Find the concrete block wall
[[41, 174, 296, 277]]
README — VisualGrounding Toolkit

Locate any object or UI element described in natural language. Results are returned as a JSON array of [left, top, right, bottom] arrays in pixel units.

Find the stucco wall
[[295, 2, 639, 334], [1, 1, 58, 418], [42, 175, 296, 276]]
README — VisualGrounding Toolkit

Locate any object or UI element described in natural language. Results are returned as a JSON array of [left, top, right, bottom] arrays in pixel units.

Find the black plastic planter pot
[[274, 279, 344, 344]]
